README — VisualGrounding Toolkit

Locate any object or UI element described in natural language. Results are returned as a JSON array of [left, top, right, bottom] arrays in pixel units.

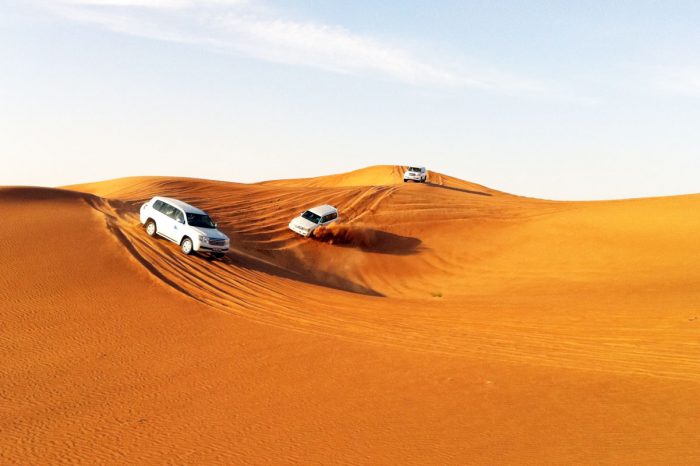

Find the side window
[[174, 210, 184, 223], [153, 200, 164, 212], [323, 212, 337, 223], [161, 203, 176, 219]]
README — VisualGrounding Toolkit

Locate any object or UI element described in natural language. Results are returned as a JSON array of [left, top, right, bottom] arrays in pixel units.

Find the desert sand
[[1, 165, 698, 465]]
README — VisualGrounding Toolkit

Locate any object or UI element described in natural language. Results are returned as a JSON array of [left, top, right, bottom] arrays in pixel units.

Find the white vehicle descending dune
[[140, 196, 230, 258], [288, 205, 339, 237], [403, 166, 427, 183]]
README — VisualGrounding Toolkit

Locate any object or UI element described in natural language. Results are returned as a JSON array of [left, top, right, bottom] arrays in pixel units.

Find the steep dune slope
[[3, 167, 700, 464], [66, 167, 700, 379]]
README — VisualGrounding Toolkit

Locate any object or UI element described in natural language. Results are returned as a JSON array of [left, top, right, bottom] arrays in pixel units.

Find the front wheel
[[181, 237, 194, 255], [145, 220, 157, 237]]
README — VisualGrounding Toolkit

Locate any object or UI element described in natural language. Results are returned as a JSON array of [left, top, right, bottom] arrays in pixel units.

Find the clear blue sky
[[1, 0, 699, 199]]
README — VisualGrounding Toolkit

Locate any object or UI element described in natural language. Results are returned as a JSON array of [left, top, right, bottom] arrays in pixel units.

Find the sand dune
[[2, 166, 699, 464]]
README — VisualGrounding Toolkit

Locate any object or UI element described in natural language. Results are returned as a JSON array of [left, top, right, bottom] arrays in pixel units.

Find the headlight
[[198, 235, 208, 243]]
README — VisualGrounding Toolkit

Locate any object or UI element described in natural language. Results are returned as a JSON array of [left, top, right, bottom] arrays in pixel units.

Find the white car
[[288, 205, 339, 237], [403, 166, 427, 183], [140, 196, 230, 257]]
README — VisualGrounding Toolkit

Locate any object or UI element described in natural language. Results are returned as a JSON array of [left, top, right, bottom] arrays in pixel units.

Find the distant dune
[[2, 166, 699, 464]]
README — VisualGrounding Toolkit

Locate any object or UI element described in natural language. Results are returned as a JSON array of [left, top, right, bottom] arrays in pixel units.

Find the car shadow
[[312, 226, 423, 255], [424, 182, 492, 196]]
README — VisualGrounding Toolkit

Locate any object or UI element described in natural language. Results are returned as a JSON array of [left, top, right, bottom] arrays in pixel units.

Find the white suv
[[140, 196, 230, 257], [403, 166, 427, 183], [288, 205, 339, 237]]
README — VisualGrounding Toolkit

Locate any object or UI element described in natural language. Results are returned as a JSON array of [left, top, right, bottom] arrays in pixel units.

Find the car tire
[[403, 179, 407, 183], [181, 237, 194, 255], [145, 219, 157, 237]]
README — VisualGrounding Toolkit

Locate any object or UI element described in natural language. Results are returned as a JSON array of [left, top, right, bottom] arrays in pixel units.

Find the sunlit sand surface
[[2, 166, 698, 464]]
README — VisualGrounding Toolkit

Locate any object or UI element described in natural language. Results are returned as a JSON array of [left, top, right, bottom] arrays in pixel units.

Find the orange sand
[[1, 166, 698, 464]]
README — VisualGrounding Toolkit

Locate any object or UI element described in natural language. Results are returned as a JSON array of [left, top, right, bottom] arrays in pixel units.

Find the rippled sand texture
[[2, 166, 698, 464]]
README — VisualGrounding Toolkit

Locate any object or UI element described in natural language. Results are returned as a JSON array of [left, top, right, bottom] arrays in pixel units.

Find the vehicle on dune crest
[[403, 166, 427, 183], [288, 204, 339, 237], [140, 196, 230, 258]]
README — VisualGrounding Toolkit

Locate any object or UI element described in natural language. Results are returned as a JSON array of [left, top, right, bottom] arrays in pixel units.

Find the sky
[[1, 0, 699, 200]]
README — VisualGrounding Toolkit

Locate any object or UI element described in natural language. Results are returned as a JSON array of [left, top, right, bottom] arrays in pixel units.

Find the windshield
[[408, 167, 421, 172], [301, 211, 322, 224], [186, 213, 216, 228]]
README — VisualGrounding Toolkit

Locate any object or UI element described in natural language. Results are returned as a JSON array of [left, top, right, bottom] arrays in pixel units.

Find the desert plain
[[1, 165, 698, 464]]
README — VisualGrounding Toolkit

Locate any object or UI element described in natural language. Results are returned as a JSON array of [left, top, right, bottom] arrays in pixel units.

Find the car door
[[151, 200, 171, 238], [171, 209, 186, 243], [156, 202, 178, 240]]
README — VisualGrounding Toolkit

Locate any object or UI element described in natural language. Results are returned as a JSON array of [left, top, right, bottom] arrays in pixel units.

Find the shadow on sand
[[424, 182, 492, 197], [312, 225, 422, 256], [215, 251, 384, 297]]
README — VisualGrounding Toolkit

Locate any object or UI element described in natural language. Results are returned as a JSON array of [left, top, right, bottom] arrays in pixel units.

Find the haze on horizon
[[1, 0, 699, 200]]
